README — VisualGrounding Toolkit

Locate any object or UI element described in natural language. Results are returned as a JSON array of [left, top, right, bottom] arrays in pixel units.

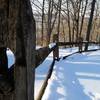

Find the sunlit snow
[[7, 48, 15, 68], [35, 46, 100, 100], [5, 45, 100, 100]]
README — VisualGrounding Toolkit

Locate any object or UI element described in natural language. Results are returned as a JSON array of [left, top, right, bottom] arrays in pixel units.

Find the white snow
[[34, 47, 77, 99], [35, 46, 100, 100], [35, 52, 53, 99], [5, 45, 100, 100], [7, 48, 15, 68], [49, 43, 56, 49]]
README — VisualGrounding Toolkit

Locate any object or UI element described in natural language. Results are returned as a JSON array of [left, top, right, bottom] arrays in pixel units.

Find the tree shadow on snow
[[53, 60, 92, 100]]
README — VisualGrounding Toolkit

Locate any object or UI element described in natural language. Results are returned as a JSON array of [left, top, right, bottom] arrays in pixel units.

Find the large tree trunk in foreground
[[0, 0, 36, 100], [15, 0, 36, 100], [0, 0, 16, 99]]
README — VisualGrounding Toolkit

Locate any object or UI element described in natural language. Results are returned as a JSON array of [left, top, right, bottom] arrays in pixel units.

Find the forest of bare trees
[[32, 0, 100, 49]]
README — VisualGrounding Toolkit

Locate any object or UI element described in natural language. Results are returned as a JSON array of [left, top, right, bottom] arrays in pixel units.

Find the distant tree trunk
[[70, 0, 82, 41], [79, 0, 88, 37], [0, 0, 36, 100], [66, 0, 71, 42], [57, 0, 62, 40], [84, 0, 96, 51], [76, 0, 81, 40], [61, 19, 66, 42], [91, 2, 99, 41], [41, 0, 45, 46], [47, 0, 52, 45], [46, 0, 59, 45], [72, 19, 75, 42]]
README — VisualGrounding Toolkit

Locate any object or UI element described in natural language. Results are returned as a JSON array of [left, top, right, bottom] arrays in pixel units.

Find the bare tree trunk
[[91, 2, 99, 41], [0, 0, 17, 99], [0, 0, 9, 47], [70, 0, 82, 41], [66, 0, 71, 42], [46, 0, 59, 45], [0, 0, 36, 100], [72, 19, 75, 42], [61, 19, 66, 42], [47, 0, 52, 45], [15, 0, 36, 100], [79, 0, 88, 37], [76, 0, 81, 40], [85, 0, 96, 51], [41, 0, 45, 46], [57, 0, 62, 39]]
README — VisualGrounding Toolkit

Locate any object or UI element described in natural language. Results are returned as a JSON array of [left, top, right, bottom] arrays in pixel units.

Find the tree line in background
[[32, 0, 100, 49]]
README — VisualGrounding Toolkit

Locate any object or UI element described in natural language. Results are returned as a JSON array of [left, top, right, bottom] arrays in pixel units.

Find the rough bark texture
[[0, 0, 16, 99], [0, 0, 9, 47], [67, 0, 71, 42], [0, 0, 36, 100], [15, 0, 36, 100], [85, 0, 96, 51]]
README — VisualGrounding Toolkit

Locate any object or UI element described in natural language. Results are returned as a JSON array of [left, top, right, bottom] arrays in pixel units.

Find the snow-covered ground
[[35, 52, 53, 99], [35, 46, 100, 100], [7, 48, 15, 68], [6, 45, 100, 100], [35, 46, 78, 99]]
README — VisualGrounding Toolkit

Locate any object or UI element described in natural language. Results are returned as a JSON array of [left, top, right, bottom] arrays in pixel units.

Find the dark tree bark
[[0, 0, 16, 99], [85, 0, 96, 51], [41, 0, 45, 46], [66, 0, 71, 43], [46, 0, 59, 45], [79, 0, 88, 37], [72, 19, 75, 42], [61, 19, 66, 43], [47, 0, 52, 45], [0, 0, 36, 100], [15, 0, 36, 100], [57, 0, 62, 37], [70, 0, 82, 41]]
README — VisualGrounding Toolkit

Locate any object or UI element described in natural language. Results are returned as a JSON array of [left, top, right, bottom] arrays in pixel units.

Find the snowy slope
[[35, 47, 78, 99], [35, 52, 53, 99], [42, 49, 100, 100], [5, 45, 100, 100]]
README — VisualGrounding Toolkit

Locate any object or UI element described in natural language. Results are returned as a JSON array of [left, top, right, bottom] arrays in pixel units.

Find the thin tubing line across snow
[[62, 48, 100, 60]]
